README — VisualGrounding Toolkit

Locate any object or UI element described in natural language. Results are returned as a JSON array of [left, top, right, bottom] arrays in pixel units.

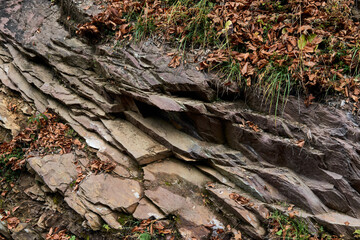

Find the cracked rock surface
[[1, 0, 360, 239]]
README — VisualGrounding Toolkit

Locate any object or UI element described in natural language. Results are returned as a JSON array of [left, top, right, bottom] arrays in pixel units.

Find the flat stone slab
[[102, 119, 171, 165], [27, 154, 78, 194], [144, 159, 211, 188], [79, 173, 142, 213]]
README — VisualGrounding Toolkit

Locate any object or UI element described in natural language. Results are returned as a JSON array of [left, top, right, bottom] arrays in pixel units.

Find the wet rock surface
[[0, 0, 360, 239]]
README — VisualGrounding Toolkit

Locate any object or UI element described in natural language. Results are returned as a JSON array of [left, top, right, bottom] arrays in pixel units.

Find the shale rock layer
[[1, 0, 360, 239]]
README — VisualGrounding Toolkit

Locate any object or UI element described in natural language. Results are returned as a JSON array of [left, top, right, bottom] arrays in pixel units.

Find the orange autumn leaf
[[168, 55, 181, 68]]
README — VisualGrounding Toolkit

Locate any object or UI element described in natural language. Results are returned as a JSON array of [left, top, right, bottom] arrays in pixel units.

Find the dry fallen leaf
[[296, 139, 305, 148], [168, 55, 181, 68], [304, 94, 315, 107], [12, 206, 19, 213], [229, 193, 250, 205], [234, 230, 242, 240], [246, 121, 260, 132], [7, 217, 20, 230]]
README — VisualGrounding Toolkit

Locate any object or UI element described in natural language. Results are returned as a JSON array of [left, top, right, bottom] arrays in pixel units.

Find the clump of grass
[[217, 58, 243, 84], [86, 0, 219, 49], [28, 112, 49, 128], [350, 44, 360, 77], [130, 0, 218, 50], [133, 16, 157, 41], [259, 64, 293, 115], [177, 0, 217, 49]]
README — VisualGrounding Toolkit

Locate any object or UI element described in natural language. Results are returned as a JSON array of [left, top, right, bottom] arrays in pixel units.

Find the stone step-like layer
[[206, 183, 268, 239], [101, 118, 171, 165], [124, 111, 248, 166]]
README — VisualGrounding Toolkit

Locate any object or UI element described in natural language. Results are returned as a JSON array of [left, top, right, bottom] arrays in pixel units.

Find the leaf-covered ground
[[0, 111, 80, 172], [77, 0, 360, 110]]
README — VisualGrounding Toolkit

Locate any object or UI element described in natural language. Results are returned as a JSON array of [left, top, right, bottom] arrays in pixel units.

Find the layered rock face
[[1, 0, 360, 239]]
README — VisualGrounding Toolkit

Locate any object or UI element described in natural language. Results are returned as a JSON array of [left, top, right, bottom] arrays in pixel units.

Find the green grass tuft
[[259, 64, 293, 116]]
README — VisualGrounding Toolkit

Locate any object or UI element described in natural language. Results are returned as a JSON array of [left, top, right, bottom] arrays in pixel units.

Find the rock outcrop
[[1, 0, 360, 239]]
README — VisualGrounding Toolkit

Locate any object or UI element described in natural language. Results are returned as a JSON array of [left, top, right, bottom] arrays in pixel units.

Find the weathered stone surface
[[96, 45, 216, 102], [71, 115, 117, 146], [0, 87, 31, 141], [186, 113, 225, 143], [1, 0, 360, 238], [80, 200, 121, 230], [143, 159, 226, 239], [133, 198, 165, 220], [144, 159, 212, 188], [84, 212, 102, 231], [250, 166, 328, 215], [125, 111, 247, 165], [314, 212, 360, 238], [79, 173, 142, 213], [64, 190, 121, 230], [214, 164, 285, 203], [224, 122, 326, 176], [102, 119, 171, 165], [24, 184, 46, 202], [145, 187, 215, 239], [196, 165, 236, 188], [207, 184, 268, 239], [64, 191, 88, 218], [147, 95, 184, 112], [305, 178, 352, 215], [27, 154, 78, 194], [321, 169, 360, 218]]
